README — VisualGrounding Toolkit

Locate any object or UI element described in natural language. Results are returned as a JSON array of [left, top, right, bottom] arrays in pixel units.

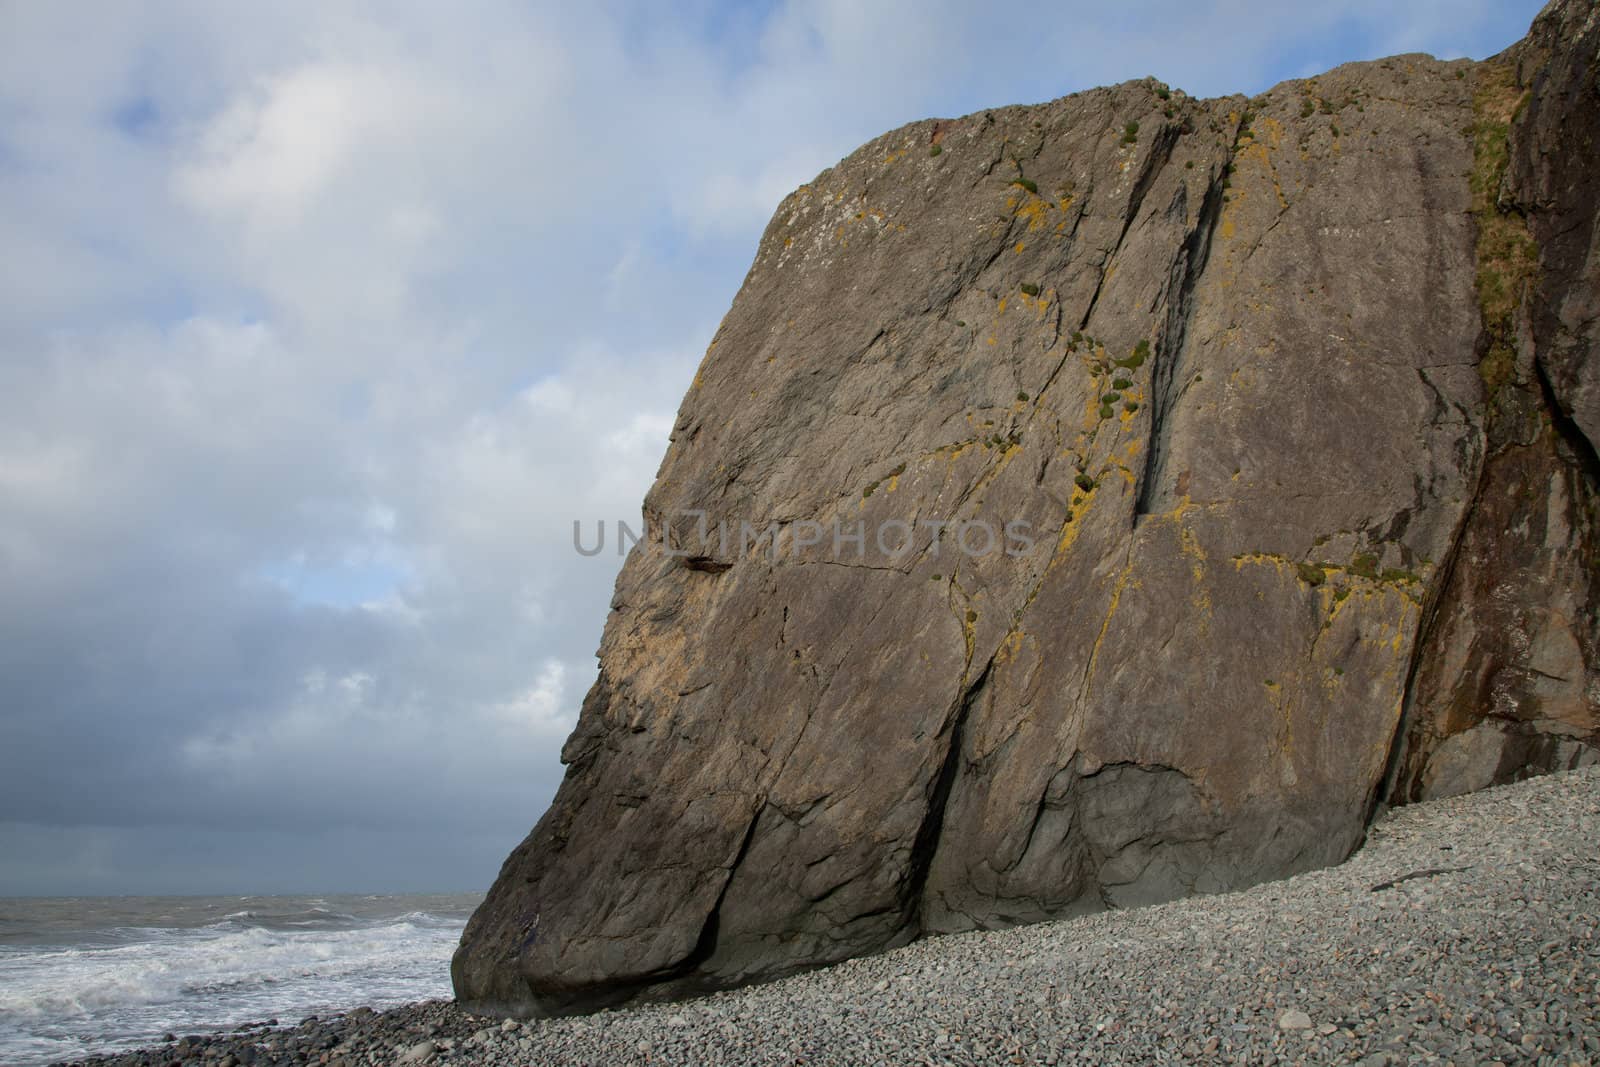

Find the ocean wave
[[0, 918, 457, 1021], [216, 907, 365, 930], [0, 895, 476, 1067]]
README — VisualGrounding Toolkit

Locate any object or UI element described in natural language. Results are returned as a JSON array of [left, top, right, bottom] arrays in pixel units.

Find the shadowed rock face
[[454, 0, 1599, 1016]]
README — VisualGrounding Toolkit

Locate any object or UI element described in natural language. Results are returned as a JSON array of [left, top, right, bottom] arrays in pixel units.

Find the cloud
[[489, 660, 572, 735], [0, 0, 1546, 894], [0, 299, 690, 887]]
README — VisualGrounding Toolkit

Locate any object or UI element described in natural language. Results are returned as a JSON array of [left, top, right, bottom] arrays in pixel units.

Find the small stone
[[500, 1019, 520, 1032], [398, 1040, 436, 1063], [1278, 1010, 1313, 1031]]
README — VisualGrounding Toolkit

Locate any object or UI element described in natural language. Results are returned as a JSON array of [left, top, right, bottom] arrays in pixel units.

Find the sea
[[0, 893, 480, 1067]]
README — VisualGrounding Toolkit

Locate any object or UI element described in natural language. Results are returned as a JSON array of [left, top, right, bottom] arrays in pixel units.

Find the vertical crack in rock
[[1536, 358, 1600, 487], [666, 807, 764, 988], [1378, 354, 1600, 814], [1134, 159, 1231, 519], [1078, 121, 1182, 332], [1369, 458, 1483, 820], [906, 659, 992, 934], [1006, 773, 1066, 879]]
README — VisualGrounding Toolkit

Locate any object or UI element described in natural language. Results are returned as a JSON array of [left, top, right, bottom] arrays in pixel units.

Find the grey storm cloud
[[0, 0, 1543, 895]]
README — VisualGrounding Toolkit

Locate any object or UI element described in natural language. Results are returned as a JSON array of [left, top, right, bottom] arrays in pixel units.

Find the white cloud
[[490, 660, 572, 735], [178, 65, 392, 226]]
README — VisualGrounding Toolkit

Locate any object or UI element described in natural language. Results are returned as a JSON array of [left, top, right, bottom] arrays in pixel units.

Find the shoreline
[[56, 767, 1599, 1066]]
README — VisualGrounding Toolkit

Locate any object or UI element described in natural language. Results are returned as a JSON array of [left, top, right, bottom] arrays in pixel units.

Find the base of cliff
[[58, 766, 1599, 1067]]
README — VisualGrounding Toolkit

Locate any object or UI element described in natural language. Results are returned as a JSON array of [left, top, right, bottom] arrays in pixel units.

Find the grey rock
[[397, 1040, 435, 1063], [1385, 0, 1600, 803], [1277, 1010, 1312, 1031], [453, 0, 1598, 1015]]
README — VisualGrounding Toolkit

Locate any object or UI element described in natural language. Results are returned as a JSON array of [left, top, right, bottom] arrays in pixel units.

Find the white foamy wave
[[0, 899, 472, 1067], [215, 907, 364, 930]]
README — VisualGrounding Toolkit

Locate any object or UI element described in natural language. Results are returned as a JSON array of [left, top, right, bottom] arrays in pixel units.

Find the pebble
[[398, 1039, 435, 1062], [49, 768, 1600, 1066]]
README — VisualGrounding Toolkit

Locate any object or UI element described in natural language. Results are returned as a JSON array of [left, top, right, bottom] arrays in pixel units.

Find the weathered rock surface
[[455, 0, 1599, 1015], [1386, 0, 1600, 803]]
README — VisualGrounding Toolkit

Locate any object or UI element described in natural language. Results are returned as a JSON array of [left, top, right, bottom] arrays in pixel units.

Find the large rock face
[[455, 0, 1599, 1015]]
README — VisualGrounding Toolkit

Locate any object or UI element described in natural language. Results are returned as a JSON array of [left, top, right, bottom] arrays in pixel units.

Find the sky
[[0, 0, 1546, 896]]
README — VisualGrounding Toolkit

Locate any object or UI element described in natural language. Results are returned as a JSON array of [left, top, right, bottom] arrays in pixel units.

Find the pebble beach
[[57, 767, 1600, 1067]]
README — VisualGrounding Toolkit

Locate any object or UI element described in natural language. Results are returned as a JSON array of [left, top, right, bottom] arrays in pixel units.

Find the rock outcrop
[[455, 0, 1599, 1016]]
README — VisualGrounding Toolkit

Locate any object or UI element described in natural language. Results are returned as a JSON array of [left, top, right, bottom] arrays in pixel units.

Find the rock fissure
[[1536, 357, 1600, 487], [658, 807, 765, 984], [906, 660, 992, 934], [1075, 120, 1188, 335], [1136, 155, 1231, 519]]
